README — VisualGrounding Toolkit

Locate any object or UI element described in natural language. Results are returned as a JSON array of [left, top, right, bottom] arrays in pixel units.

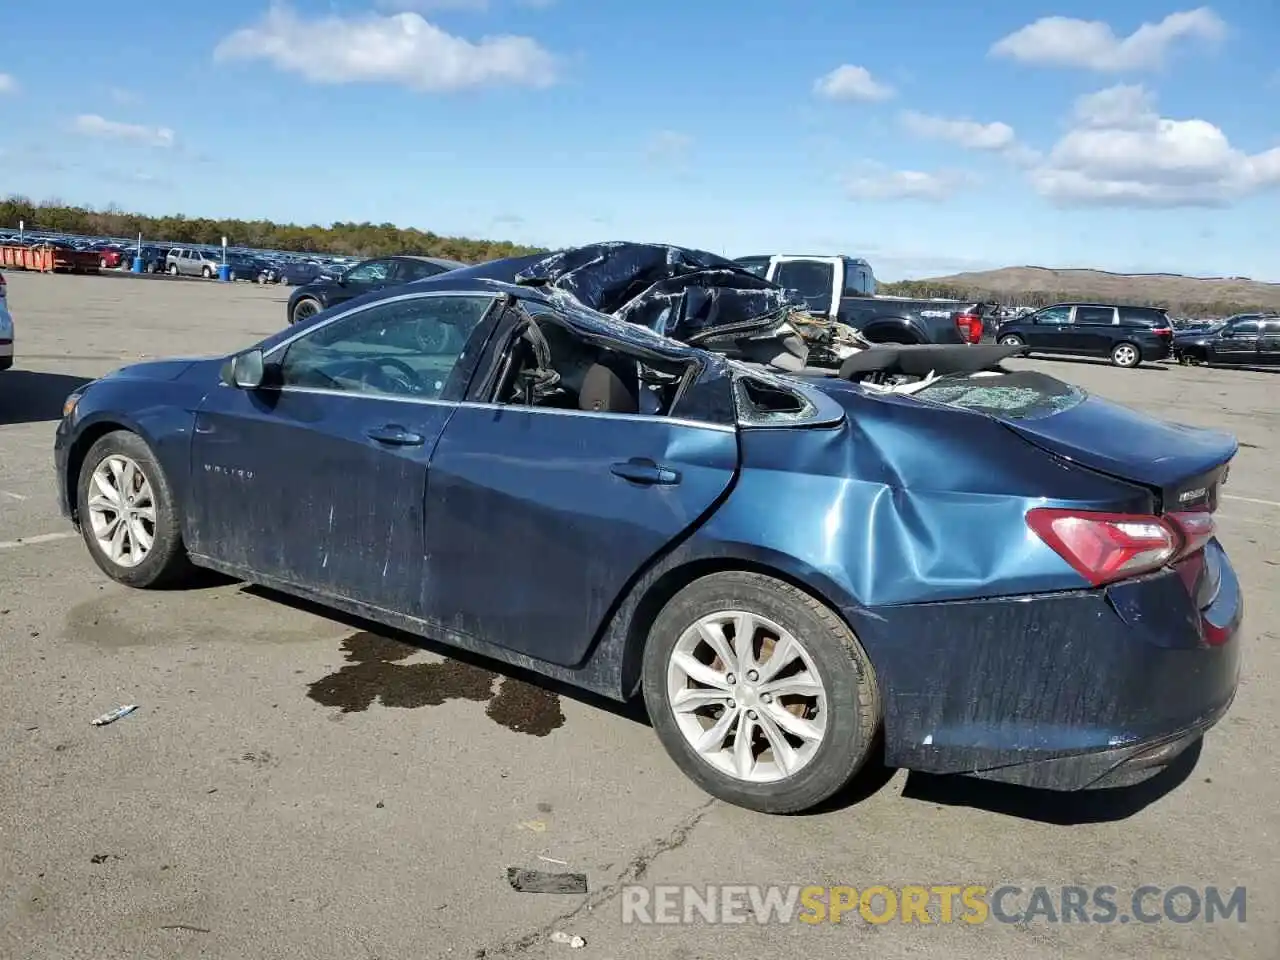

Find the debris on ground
[[549, 931, 586, 949], [537, 855, 568, 866], [506, 867, 588, 895], [91, 704, 138, 726]]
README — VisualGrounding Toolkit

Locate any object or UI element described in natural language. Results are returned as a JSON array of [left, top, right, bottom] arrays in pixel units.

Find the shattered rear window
[[913, 371, 1085, 421]]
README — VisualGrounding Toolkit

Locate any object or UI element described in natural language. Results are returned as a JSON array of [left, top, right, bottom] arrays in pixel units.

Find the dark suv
[[994, 303, 1173, 368]]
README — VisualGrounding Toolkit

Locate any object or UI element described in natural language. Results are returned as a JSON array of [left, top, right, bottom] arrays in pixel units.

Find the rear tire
[[641, 571, 880, 814], [999, 333, 1025, 347], [1111, 342, 1141, 368], [75, 430, 194, 589]]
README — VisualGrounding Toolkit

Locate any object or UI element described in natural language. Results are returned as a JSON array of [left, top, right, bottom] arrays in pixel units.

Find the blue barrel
[[131, 256, 145, 273], [218, 263, 232, 282]]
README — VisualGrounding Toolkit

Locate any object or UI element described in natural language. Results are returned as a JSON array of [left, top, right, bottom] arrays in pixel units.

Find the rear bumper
[[850, 545, 1243, 790], [1143, 338, 1173, 361]]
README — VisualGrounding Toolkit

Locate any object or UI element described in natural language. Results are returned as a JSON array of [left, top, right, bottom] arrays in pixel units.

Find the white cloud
[[645, 130, 693, 161], [845, 165, 975, 201], [375, 0, 489, 11], [1030, 84, 1280, 206], [71, 114, 175, 148], [0, 73, 16, 94], [214, 4, 558, 91], [813, 65, 894, 102], [990, 7, 1226, 72], [900, 111, 1017, 151]]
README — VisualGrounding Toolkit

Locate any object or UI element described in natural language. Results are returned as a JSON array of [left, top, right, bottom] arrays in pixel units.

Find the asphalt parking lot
[[1, 271, 1276, 960]]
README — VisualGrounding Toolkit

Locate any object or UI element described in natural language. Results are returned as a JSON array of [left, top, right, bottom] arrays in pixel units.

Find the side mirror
[[221, 349, 265, 389], [1218, 329, 1233, 339]]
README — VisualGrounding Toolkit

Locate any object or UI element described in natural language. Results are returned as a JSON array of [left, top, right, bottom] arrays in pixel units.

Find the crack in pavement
[[475, 798, 718, 958]]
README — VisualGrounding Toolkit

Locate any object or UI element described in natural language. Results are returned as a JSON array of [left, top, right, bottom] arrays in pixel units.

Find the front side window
[[773, 260, 834, 312], [1224, 319, 1259, 336], [343, 259, 394, 284], [277, 294, 494, 399], [1034, 306, 1072, 324]]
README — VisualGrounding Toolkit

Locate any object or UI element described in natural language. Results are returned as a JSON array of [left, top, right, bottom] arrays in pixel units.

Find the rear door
[[1065, 305, 1118, 356], [420, 309, 739, 667], [1257, 319, 1280, 365]]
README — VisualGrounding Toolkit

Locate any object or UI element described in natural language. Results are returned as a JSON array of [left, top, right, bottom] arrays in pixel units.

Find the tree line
[[877, 278, 1272, 319], [0, 196, 546, 263], [3, 196, 1269, 316]]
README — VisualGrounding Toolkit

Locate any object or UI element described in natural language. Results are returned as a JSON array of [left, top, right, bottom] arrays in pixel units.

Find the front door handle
[[611, 458, 680, 485], [366, 424, 424, 446]]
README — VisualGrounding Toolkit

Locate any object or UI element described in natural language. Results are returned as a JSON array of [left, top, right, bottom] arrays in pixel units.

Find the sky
[[0, 1, 1277, 280]]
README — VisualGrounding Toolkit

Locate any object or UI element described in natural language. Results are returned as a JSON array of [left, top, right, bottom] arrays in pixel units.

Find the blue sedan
[[53, 248, 1243, 813]]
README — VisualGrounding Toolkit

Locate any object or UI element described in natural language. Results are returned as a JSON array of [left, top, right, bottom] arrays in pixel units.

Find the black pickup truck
[[734, 254, 995, 345]]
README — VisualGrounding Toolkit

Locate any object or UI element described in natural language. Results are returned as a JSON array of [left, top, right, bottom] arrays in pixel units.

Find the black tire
[[641, 571, 880, 814], [1111, 341, 1141, 368], [75, 430, 194, 589], [202, 265, 213, 279], [167, 263, 179, 276], [999, 333, 1025, 347], [290, 297, 321, 325]]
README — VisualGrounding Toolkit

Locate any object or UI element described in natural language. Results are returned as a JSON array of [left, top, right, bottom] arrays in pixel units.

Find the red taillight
[[1155, 327, 1172, 337], [955, 312, 983, 344], [1026, 509, 1182, 586], [1166, 510, 1215, 559]]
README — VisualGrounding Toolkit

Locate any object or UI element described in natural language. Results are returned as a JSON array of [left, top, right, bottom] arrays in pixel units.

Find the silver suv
[[165, 248, 222, 278]]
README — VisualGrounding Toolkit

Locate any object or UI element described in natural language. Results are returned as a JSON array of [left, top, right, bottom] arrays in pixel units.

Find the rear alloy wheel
[[291, 297, 321, 325], [999, 334, 1025, 347], [642, 571, 880, 814], [1111, 342, 1141, 368], [76, 430, 193, 589]]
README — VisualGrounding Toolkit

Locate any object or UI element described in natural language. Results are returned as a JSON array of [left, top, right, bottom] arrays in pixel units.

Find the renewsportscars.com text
[[620, 884, 1246, 926]]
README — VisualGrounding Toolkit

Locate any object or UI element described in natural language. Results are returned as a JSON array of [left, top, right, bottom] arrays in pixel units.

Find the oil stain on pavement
[[306, 631, 565, 737]]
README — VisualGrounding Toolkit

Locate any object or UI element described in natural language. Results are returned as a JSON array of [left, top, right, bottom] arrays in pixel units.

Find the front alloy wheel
[[87, 455, 156, 567], [76, 430, 193, 589]]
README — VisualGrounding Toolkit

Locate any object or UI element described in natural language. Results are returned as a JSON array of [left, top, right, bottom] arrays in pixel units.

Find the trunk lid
[[912, 372, 1237, 510]]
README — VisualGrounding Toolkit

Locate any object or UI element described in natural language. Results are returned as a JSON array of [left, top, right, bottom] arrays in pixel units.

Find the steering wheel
[[369, 356, 427, 394]]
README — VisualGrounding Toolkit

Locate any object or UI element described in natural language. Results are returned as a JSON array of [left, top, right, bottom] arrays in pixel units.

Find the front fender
[[59, 378, 204, 529]]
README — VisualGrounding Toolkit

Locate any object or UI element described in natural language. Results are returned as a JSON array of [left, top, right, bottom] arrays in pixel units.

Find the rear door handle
[[611, 458, 680, 485], [366, 424, 424, 446]]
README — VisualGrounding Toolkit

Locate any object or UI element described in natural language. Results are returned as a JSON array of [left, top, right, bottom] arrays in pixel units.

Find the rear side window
[[1073, 306, 1116, 324], [842, 262, 876, 296], [1119, 306, 1168, 327]]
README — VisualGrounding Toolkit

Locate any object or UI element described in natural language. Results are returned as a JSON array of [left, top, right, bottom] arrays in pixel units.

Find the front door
[[1027, 305, 1071, 351], [421, 330, 739, 667], [187, 291, 500, 610], [1211, 319, 1260, 364]]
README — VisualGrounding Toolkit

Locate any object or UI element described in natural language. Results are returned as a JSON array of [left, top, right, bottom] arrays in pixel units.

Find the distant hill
[[883, 266, 1280, 315]]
